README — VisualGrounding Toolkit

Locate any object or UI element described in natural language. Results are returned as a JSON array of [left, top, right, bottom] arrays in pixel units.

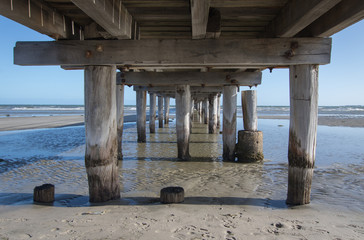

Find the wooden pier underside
[[2, 0, 364, 204]]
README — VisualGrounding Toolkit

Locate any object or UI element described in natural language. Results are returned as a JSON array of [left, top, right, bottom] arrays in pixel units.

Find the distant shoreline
[[0, 114, 363, 132]]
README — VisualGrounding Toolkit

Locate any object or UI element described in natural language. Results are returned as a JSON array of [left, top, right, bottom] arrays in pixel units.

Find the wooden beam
[[297, 0, 364, 37], [206, 7, 221, 39], [14, 38, 332, 67], [158, 96, 164, 128], [266, 0, 341, 37], [125, 72, 261, 87], [72, 0, 132, 39], [0, 0, 81, 39], [208, 93, 218, 134], [164, 97, 170, 124], [136, 90, 146, 142], [116, 84, 124, 160], [242, 90, 258, 131], [190, 0, 210, 39], [149, 93, 156, 133], [223, 85, 237, 161], [135, 86, 223, 93]]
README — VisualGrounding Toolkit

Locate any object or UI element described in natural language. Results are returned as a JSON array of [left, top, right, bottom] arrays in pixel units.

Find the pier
[[1, 0, 363, 205]]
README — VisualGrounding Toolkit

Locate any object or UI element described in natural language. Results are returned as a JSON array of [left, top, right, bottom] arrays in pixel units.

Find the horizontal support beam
[[71, 0, 132, 39], [0, 0, 81, 39], [14, 38, 332, 67], [119, 71, 262, 87], [190, 0, 210, 39], [298, 0, 364, 37], [135, 86, 223, 93], [266, 0, 341, 37]]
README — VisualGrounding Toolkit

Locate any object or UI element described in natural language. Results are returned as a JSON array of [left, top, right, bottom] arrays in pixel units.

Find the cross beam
[[119, 71, 261, 87], [14, 38, 332, 67], [134, 86, 223, 93]]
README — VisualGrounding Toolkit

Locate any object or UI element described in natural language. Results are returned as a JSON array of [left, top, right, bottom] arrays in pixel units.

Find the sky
[[0, 15, 363, 106]]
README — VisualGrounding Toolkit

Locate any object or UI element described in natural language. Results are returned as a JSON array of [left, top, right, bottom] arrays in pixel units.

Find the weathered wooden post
[[34, 184, 55, 203], [136, 90, 146, 142], [158, 96, 164, 128], [190, 98, 194, 132], [84, 65, 120, 202], [223, 85, 237, 161], [236, 90, 264, 162], [208, 93, 218, 134], [287, 65, 319, 205], [203, 98, 209, 124], [116, 83, 124, 160], [198, 101, 203, 123], [175, 85, 191, 160], [164, 97, 170, 124], [149, 92, 156, 133], [217, 94, 221, 129]]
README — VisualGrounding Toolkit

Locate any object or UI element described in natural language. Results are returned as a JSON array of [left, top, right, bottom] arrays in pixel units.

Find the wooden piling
[[208, 93, 218, 134], [217, 94, 221, 128], [203, 98, 209, 124], [242, 90, 257, 131], [116, 83, 124, 160], [164, 97, 170, 124], [34, 184, 55, 203], [149, 92, 156, 133], [136, 90, 147, 142], [84, 65, 120, 202], [175, 85, 191, 160], [223, 85, 237, 161], [287, 64, 318, 205], [190, 98, 194, 132], [158, 96, 164, 128]]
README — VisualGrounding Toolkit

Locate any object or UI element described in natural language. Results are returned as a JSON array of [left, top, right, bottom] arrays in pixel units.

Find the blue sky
[[0, 15, 363, 106]]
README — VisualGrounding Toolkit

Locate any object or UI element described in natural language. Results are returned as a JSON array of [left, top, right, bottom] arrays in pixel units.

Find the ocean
[[0, 105, 363, 211]]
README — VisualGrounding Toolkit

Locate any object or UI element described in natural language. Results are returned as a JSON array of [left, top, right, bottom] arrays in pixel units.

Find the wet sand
[[0, 120, 363, 239]]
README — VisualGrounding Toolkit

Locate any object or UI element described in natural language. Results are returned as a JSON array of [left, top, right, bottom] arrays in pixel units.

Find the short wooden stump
[[236, 130, 264, 163], [34, 184, 55, 203], [160, 186, 184, 204]]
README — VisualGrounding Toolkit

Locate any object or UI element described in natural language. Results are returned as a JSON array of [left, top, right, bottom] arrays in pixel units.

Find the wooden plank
[[297, 0, 364, 37], [223, 85, 237, 161], [14, 38, 332, 66], [266, 0, 341, 37], [190, 0, 210, 39], [72, 0, 132, 39], [84, 65, 120, 202], [287, 64, 318, 205], [0, 0, 80, 39], [175, 85, 191, 160], [126, 72, 261, 87]]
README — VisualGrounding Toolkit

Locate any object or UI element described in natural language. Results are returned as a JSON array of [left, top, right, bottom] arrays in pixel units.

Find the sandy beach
[[0, 116, 363, 239]]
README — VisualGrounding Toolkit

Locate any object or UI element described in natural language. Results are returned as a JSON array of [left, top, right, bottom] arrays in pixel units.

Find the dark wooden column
[[158, 96, 164, 128], [287, 64, 319, 205], [136, 90, 146, 142], [175, 85, 191, 160], [149, 92, 156, 133], [84, 65, 120, 202], [116, 83, 124, 160], [164, 97, 170, 124], [208, 93, 218, 134]]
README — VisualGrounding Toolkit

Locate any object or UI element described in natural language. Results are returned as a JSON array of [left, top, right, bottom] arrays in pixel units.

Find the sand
[[0, 116, 363, 239]]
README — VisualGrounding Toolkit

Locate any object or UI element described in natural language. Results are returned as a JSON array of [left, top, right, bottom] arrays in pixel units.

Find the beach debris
[[160, 186, 184, 204], [33, 183, 55, 203]]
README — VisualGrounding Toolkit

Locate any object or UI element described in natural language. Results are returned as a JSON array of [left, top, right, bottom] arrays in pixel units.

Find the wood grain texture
[[242, 90, 257, 131], [297, 0, 364, 37], [287, 64, 318, 205], [14, 38, 332, 66], [125, 72, 261, 87], [223, 85, 237, 161], [266, 0, 341, 37], [116, 84, 124, 160], [190, 0, 210, 39], [175, 85, 191, 160], [84, 65, 120, 202], [72, 0, 132, 39]]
